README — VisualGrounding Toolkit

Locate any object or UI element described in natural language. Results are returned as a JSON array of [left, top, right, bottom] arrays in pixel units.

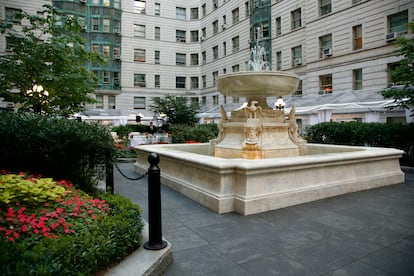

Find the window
[[262, 21, 270, 38], [213, 20, 219, 35], [108, 96, 115, 109], [191, 8, 199, 20], [202, 76, 206, 88], [155, 3, 160, 16], [102, 19, 110, 32], [213, 46, 219, 60], [223, 42, 227, 56], [103, 45, 110, 57], [213, 0, 218, 10], [213, 95, 219, 105], [223, 68, 227, 74], [191, 97, 199, 106], [191, 53, 199, 65], [233, 96, 240, 104], [176, 77, 186, 88], [232, 65, 240, 72], [294, 80, 303, 97], [292, 45, 302, 66], [223, 15, 227, 28], [176, 53, 186, 65], [155, 75, 160, 88], [103, 0, 110, 7], [114, 21, 120, 33], [96, 95, 103, 108], [191, 30, 199, 42], [114, 47, 120, 59], [134, 73, 146, 87], [134, 97, 146, 109], [213, 71, 218, 86], [232, 36, 239, 52], [191, 77, 199, 89], [92, 44, 99, 53], [154, 50, 160, 64], [232, 8, 239, 24], [319, 34, 332, 58], [134, 0, 146, 14], [275, 17, 281, 36], [276, 51, 282, 70], [176, 7, 186, 20], [134, 49, 146, 62], [245, 2, 250, 17], [155, 27, 160, 40], [176, 30, 186, 42], [202, 27, 206, 39], [134, 24, 146, 38], [103, 71, 110, 84], [388, 10, 408, 33], [319, 0, 332, 16], [202, 51, 206, 64], [92, 18, 99, 31], [114, 0, 121, 9], [352, 0, 362, 4], [5, 7, 22, 23], [320, 74, 332, 94], [202, 96, 207, 105], [353, 25, 362, 50], [202, 4, 206, 17], [113, 72, 120, 86], [353, 68, 362, 90], [291, 8, 302, 30]]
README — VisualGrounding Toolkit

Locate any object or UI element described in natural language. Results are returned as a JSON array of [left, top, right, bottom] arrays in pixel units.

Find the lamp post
[[27, 84, 49, 113], [275, 97, 285, 110]]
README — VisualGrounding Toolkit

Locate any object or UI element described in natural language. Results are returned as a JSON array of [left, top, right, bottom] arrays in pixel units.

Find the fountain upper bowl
[[217, 71, 300, 98]]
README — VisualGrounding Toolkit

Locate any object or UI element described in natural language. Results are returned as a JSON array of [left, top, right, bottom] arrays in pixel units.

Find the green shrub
[[306, 122, 414, 166], [0, 112, 116, 194], [169, 124, 218, 143], [0, 174, 143, 275]]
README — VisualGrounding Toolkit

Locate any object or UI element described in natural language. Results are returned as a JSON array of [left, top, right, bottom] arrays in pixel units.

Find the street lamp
[[26, 84, 49, 113], [275, 97, 285, 110]]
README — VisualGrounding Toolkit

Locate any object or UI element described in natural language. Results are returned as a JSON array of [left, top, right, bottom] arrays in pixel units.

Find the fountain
[[134, 35, 404, 215]]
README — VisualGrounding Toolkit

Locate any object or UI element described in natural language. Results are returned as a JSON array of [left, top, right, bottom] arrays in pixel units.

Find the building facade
[[1, 0, 413, 128]]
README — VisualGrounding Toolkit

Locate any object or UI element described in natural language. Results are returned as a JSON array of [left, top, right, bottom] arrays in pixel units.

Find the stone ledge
[[104, 222, 172, 276]]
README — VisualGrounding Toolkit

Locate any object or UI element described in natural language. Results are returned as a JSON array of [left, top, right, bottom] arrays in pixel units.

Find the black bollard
[[106, 162, 114, 194], [144, 153, 167, 250]]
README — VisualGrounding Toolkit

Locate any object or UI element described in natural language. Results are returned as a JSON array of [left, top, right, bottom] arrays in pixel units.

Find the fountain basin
[[217, 71, 300, 98], [135, 143, 404, 215]]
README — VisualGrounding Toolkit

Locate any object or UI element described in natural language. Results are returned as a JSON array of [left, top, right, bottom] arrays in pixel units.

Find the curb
[[104, 222, 173, 276]]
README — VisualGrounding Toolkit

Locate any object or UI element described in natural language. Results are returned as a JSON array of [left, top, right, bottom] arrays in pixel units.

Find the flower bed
[[0, 172, 143, 275]]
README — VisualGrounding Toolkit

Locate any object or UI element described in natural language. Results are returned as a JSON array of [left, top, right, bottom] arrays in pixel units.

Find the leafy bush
[[170, 124, 218, 143], [0, 173, 143, 275], [0, 112, 116, 193], [306, 122, 414, 166]]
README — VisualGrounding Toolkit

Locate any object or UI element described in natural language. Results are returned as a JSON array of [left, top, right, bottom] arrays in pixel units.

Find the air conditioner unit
[[200, 36, 205, 41], [323, 48, 332, 57], [294, 58, 302, 66], [114, 80, 119, 86], [386, 32, 396, 42], [114, 55, 120, 60]]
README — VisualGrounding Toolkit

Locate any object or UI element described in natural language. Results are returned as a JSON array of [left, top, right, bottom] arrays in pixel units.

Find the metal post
[[144, 153, 167, 250], [106, 162, 114, 194]]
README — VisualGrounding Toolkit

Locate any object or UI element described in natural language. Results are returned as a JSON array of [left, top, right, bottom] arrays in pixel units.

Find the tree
[[150, 95, 199, 126], [380, 21, 414, 117], [0, 5, 104, 117]]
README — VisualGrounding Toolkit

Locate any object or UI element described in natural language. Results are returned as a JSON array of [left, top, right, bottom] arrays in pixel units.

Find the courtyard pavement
[[114, 162, 414, 276]]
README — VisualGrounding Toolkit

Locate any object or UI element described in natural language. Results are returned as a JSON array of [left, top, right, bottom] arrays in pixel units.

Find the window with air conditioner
[[232, 36, 240, 52], [134, 0, 146, 14], [386, 10, 408, 42], [134, 49, 145, 62], [319, 34, 332, 58], [292, 45, 302, 66], [319, 74, 332, 94]]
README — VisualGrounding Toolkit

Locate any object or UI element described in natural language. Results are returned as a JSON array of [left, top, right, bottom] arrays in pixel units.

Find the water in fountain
[[248, 28, 270, 71]]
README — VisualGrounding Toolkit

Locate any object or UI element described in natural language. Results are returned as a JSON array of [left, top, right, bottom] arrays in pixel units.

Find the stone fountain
[[134, 40, 404, 215], [211, 40, 305, 159]]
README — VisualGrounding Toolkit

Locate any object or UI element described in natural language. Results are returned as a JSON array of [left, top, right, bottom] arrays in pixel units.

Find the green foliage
[[111, 125, 136, 139], [0, 174, 66, 207], [170, 124, 218, 143], [306, 122, 414, 166], [0, 176, 143, 275], [380, 21, 414, 116], [0, 112, 116, 193], [0, 5, 104, 117], [150, 96, 199, 126]]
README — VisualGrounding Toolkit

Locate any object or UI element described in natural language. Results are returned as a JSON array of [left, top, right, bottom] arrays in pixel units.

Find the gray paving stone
[[328, 261, 392, 276]]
